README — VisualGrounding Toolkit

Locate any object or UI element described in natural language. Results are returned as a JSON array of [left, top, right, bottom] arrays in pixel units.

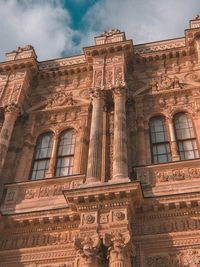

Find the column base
[[110, 176, 131, 183], [83, 177, 101, 186]]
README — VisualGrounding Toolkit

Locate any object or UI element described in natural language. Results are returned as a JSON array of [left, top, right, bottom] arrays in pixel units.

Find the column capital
[[4, 102, 21, 116], [89, 88, 105, 100], [74, 235, 101, 267], [103, 232, 135, 266], [113, 86, 128, 98]]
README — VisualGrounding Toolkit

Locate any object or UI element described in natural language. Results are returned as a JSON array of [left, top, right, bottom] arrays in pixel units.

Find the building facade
[[1, 16, 200, 267]]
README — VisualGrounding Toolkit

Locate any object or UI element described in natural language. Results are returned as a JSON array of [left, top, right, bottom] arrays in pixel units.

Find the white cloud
[[82, 0, 200, 44], [0, 0, 80, 61], [0, 0, 199, 62]]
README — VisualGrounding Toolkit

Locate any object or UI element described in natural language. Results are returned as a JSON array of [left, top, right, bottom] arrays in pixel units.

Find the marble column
[[0, 103, 20, 174], [46, 134, 59, 178], [112, 87, 128, 180], [86, 88, 104, 183], [167, 117, 179, 161]]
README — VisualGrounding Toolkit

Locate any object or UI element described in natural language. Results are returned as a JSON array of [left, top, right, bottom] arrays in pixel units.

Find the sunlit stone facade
[[1, 16, 200, 267]]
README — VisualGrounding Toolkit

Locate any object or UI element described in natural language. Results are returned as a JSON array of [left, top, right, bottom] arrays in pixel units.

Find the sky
[[0, 0, 200, 62]]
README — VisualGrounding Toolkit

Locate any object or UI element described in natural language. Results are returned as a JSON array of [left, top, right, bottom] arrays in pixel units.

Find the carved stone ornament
[[150, 75, 182, 93], [85, 214, 95, 224], [180, 249, 200, 266], [104, 232, 135, 261], [101, 29, 121, 37], [113, 86, 128, 97], [4, 102, 21, 115], [46, 90, 74, 109], [94, 70, 103, 89], [113, 211, 125, 221], [74, 235, 101, 267], [89, 88, 104, 100]]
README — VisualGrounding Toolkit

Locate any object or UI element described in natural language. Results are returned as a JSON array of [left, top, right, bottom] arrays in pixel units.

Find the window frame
[[55, 129, 76, 177], [30, 132, 53, 180], [149, 116, 172, 164], [173, 112, 199, 160]]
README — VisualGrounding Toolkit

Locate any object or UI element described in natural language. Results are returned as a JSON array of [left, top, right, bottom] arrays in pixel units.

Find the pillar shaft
[[86, 89, 104, 183], [167, 118, 179, 161], [112, 87, 128, 180], [0, 103, 20, 174], [46, 135, 59, 178]]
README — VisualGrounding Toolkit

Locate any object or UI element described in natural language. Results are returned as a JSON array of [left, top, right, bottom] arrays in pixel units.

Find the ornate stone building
[[1, 16, 200, 267]]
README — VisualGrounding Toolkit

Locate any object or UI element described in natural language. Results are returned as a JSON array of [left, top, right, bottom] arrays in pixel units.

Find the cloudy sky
[[0, 0, 200, 61]]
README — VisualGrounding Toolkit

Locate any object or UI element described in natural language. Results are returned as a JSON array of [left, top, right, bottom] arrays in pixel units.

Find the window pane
[[150, 117, 172, 164], [57, 130, 75, 156], [174, 113, 199, 160], [30, 133, 52, 180], [35, 133, 53, 159]]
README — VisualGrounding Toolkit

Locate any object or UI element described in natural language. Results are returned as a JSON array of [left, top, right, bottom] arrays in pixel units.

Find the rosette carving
[[85, 214, 95, 224]]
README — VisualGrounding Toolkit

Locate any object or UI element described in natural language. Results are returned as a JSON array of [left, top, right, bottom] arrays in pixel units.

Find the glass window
[[174, 113, 199, 160], [149, 116, 172, 164], [30, 133, 53, 180], [55, 130, 75, 177]]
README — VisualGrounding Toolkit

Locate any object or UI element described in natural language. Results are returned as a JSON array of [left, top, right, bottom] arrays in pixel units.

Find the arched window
[[55, 129, 75, 177], [31, 132, 53, 180], [174, 113, 199, 160], [149, 116, 172, 164]]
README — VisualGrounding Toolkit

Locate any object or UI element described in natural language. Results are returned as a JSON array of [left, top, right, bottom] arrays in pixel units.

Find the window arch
[[149, 116, 172, 164], [55, 129, 75, 177], [30, 132, 53, 180], [173, 113, 199, 160]]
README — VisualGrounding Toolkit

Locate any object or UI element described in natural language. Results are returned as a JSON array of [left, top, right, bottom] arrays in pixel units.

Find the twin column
[[86, 87, 128, 183]]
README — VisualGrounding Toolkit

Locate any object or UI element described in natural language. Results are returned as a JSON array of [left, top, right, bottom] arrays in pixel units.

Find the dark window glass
[[149, 116, 172, 164], [174, 113, 199, 160], [30, 133, 53, 180], [55, 130, 75, 177]]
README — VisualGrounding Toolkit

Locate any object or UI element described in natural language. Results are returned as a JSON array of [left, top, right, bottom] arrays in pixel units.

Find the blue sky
[[0, 0, 200, 61]]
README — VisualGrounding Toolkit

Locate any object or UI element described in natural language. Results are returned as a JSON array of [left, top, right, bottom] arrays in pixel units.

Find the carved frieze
[[136, 216, 200, 235], [0, 231, 76, 250], [135, 165, 200, 185], [145, 249, 200, 267]]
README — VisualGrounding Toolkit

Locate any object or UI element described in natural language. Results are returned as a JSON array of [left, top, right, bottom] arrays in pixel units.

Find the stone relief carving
[[150, 75, 182, 93], [46, 90, 74, 109], [136, 166, 200, 184], [74, 235, 101, 267], [0, 231, 77, 250], [105, 70, 113, 89], [145, 250, 200, 267], [94, 70, 103, 89]]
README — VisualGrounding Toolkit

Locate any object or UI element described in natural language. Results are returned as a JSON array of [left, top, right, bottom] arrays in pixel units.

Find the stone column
[[112, 87, 128, 180], [46, 134, 59, 178], [104, 232, 134, 267], [166, 117, 179, 161], [0, 103, 20, 174], [74, 235, 101, 267], [86, 88, 104, 183]]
